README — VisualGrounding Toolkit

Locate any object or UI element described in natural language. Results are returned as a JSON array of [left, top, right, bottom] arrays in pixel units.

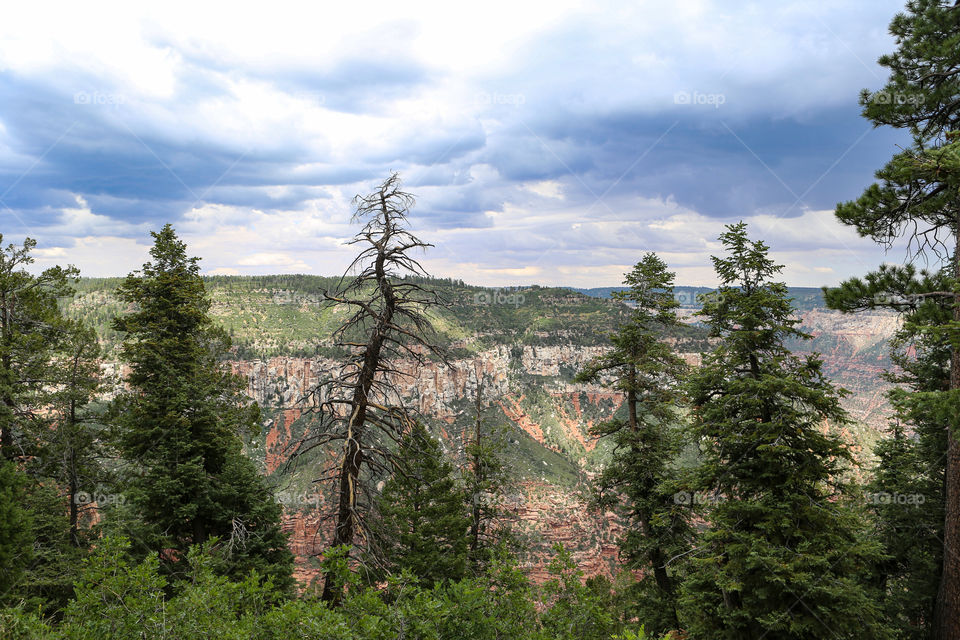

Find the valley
[[66, 276, 901, 586]]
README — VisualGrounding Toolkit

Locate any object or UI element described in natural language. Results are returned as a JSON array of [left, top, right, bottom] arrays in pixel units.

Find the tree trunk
[[69, 400, 79, 547], [626, 365, 638, 432], [933, 225, 960, 640], [638, 515, 678, 627], [322, 257, 395, 602], [321, 345, 376, 603]]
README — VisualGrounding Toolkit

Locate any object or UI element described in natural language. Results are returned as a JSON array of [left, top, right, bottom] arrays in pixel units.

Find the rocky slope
[[232, 309, 899, 586]]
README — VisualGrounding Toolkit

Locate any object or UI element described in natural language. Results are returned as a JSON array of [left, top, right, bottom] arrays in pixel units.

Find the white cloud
[[30, 235, 149, 277], [2, 0, 910, 287]]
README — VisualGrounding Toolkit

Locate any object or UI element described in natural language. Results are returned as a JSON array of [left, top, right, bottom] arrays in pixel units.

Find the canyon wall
[[232, 308, 899, 586]]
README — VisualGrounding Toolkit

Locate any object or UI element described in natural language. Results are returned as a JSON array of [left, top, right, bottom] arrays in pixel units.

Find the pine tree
[[0, 239, 98, 614], [0, 459, 32, 601], [43, 320, 105, 548], [830, 2, 960, 634], [825, 263, 951, 637], [574, 252, 690, 634], [0, 236, 78, 460], [371, 422, 470, 588], [867, 419, 943, 639], [13, 480, 86, 614], [463, 371, 513, 572], [681, 223, 888, 640], [112, 224, 293, 589]]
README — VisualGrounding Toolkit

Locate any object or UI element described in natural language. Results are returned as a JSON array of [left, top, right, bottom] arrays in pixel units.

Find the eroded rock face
[[231, 346, 632, 585], [231, 309, 900, 586]]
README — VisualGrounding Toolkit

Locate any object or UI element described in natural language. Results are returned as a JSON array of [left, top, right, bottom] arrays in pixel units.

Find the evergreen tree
[[463, 371, 513, 572], [0, 239, 96, 615], [112, 224, 293, 589], [825, 263, 951, 637], [867, 419, 943, 638], [681, 223, 888, 640], [830, 2, 960, 634], [44, 321, 105, 548], [13, 480, 86, 614], [0, 236, 78, 460], [0, 459, 32, 601], [575, 252, 690, 634], [371, 422, 470, 588]]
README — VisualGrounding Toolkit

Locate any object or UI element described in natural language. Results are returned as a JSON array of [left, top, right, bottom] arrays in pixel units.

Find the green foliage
[[462, 378, 516, 572], [40, 321, 107, 551], [11, 482, 86, 615], [681, 224, 889, 639], [827, 3, 960, 631], [866, 416, 943, 639], [0, 460, 33, 601], [371, 423, 471, 588], [0, 236, 78, 460], [835, 0, 960, 249], [539, 544, 623, 640], [0, 536, 647, 640], [826, 262, 949, 638], [110, 225, 293, 590], [576, 253, 691, 635]]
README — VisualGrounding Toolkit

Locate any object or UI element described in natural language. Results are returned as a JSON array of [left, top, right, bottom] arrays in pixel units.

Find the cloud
[[0, 0, 913, 286], [237, 252, 311, 269]]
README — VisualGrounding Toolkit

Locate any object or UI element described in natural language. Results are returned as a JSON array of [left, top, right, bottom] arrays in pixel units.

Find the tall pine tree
[[112, 225, 293, 589], [681, 224, 888, 640], [825, 263, 950, 637], [463, 371, 513, 573], [0, 236, 77, 460], [575, 252, 690, 635], [829, 2, 960, 634]]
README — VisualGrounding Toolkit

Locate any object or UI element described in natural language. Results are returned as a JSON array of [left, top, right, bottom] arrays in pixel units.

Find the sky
[[0, 0, 922, 287]]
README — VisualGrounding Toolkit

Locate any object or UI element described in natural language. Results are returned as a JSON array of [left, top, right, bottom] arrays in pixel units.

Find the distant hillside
[[573, 285, 826, 312], [66, 275, 711, 359]]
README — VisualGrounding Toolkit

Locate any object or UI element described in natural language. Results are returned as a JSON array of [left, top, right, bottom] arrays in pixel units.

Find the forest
[[2, 1, 960, 638]]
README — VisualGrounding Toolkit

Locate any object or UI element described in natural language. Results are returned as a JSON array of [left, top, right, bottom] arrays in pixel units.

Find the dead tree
[[296, 173, 446, 602]]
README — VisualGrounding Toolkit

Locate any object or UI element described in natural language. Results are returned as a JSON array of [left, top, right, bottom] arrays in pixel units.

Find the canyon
[[232, 308, 900, 587], [68, 277, 902, 587]]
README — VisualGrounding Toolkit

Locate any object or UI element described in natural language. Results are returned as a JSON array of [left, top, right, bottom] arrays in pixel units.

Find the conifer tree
[[575, 252, 690, 634], [681, 224, 888, 640], [829, 2, 960, 634], [0, 459, 32, 601], [463, 371, 513, 572], [43, 321, 105, 548], [112, 225, 293, 589], [371, 422, 470, 588], [825, 263, 950, 637], [0, 236, 77, 460]]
